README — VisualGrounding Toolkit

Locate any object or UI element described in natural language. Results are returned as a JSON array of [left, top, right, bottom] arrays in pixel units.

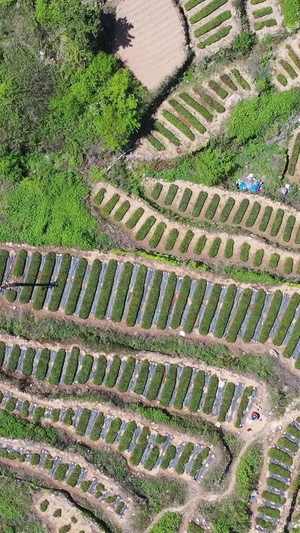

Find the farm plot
[[247, 0, 283, 37], [253, 418, 300, 532], [0, 336, 262, 429], [138, 65, 255, 158], [180, 0, 241, 60], [91, 183, 300, 279], [273, 36, 300, 90], [0, 387, 213, 482], [114, 0, 187, 91], [144, 178, 300, 251], [1, 245, 300, 366], [0, 438, 132, 522]]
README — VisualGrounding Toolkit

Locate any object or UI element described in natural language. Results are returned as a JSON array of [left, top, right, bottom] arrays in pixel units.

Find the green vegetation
[[280, 0, 300, 28]]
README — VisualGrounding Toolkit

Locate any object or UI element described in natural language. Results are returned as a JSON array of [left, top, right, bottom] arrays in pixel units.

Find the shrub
[[20, 252, 42, 303], [49, 349, 65, 386], [119, 421, 137, 452], [270, 209, 284, 237], [279, 59, 297, 79], [288, 133, 300, 176], [284, 257, 293, 274], [144, 445, 160, 471], [253, 249, 264, 267], [268, 447, 293, 465], [198, 25, 232, 49], [63, 408, 74, 426], [102, 194, 120, 216], [90, 413, 104, 441], [194, 10, 231, 37], [51, 409, 60, 423], [0, 342, 5, 367], [142, 270, 163, 329], [243, 289, 266, 342], [7, 345, 21, 372], [147, 135, 165, 151], [220, 198, 235, 222], [59, 525, 71, 533], [256, 518, 276, 531], [259, 206, 273, 232], [5, 398, 17, 412], [190, 0, 228, 25], [93, 354, 107, 385], [192, 192, 208, 217], [114, 201, 130, 221], [189, 370, 205, 412], [33, 406, 45, 424], [286, 314, 300, 360], [240, 243, 250, 262], [161, 444, 176, 469], [154, 122, 181, 146], [267, 477, 288, 491], [269, 253, 280, 269], [30, 453, 40, 465], [76, 408, 91, 436], [245, 201, 261, 227], [208, 237, 221, 258], [253, 7, 273, 18], [273, 293, 300, 346], [224, 239, 234, 259], [105, 356, 121, 388], [171, 276, 191, 329], [126, 265, 147, 327], [165, 229, 179, 251], [135, 360, 150, 395], [106, 418, 122, 444], [188, 523, 204, 533], [227, 289, 252, 343], [67, 465, 81, 487], [95, 259, 117, 319], [94, 188, 106, 205], [6, 289, 17, 303], [157, 272, 177, 330], [53, 509, 62, 517], [179, 93, 213, 121], [136, 216, 157, 241], [149, 222, 166, 248], [196, 89, 225, 113], [163, 110, 195, 140], [111, 262, 133, 322], [194, 235, 207, 255], [235, 386, 253, 427], [21, 400, 30, 418], [184, 279, 207, 333], [36, 348, 50, 380], [215, 284, 237, 338], [277, 73, 288, 86], [277, 436, 298, 453], [173, 367, 193, 409], [262, 490, 286, 504], [151, 182, 163, 201], [169, 100, 206, 134], [218, 382, 235, 422], [22, 348, 36, 376], [64, 347, 79, 385], [118, 357, 135, 392], [232, 199, 249, 224], [130, 427, 150, 465], [208, 80, 228, 100], [40, 500, 49, 512], [179, 189, 192, 212], [231, 69, 251, 90], [280, 0, 300, 28], [288, 46, 300, 70], [65, 259, 88, 315], [185, 0, 205, 10], [199, 284, 221, 335], [179, 230, 194, 253], [203, 375, 219, 414], [49, 254, 71, 312], [286, 424, 300, 440], [33, 253, 56, 310], [176, 443, 194, 474], [259, 290, 283, 343], [189, 448, 210, 477], [204, 194, 220, 220], [146, 364, 165, 401], [220, 74, 237, 91], [268, 462, 290, 478], [126, 208, 145, 229], [13, 249, 27, 277], [79, 260, 101, 319], [160, 365, 178, 407], [258, 506, 280, 519]]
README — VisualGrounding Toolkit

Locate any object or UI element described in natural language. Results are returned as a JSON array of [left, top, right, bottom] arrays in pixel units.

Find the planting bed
[[286, 128, 300, 183], [1, 245, 300, 366], [274, 36, 300, 90], [254, 418, 300, 532], [138, 64, 255, 158], [0, 336, 261, 429], [247, 0, 283, 36], [92, 183, 300, 279], [144, 178, 300, 251], [0, 387, 213, 481]]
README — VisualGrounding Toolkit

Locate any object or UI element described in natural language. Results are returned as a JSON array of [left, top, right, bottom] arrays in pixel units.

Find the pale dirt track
[[114, 0, 188, 91]]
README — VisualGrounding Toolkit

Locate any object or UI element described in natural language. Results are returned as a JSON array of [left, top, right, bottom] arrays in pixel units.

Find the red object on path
[[247, 428, 252, 432], [251, 412, 260, 420]]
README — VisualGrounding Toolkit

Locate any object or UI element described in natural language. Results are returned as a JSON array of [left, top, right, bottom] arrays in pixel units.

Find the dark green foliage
[[253, 6, 273, 17], [188, 522, 204, 533], [161, 444, 176, 469], [154, 122, 181, 146], [114, 200, 130, 221], [259, 206, 273, 231], [118, 357, 135, 392], [184, 279, 207, 333], [173, 367, 193, 409], [33, 406, 45, 424], [220, 198, 235, 222], [33, 253, 56, 310], [30, 453, 40, 466], [142, 270, 163, 329], [277, 436, 298, 453], [102, 194, 120, 216], [180, 93, 213, 121], [224, 239, 234, 259], [232, 199, 249, 224], [105, 356, 121, 388], [7, 345, 20, 372], [240, 243, 250, 262], [76, 408, 91, 436], [65, 258, 87, 315], [49, 254, 71, 312], [5, 397, 17, 412], [189, 448, 210, 477], [67, 465, 81, 487], [146, 364, 165, 401], [144, 445, 160, 471], [51, 409, 60, 423], [149, 222, 166, 248], [179, 230, 194, 253], [285, 314, 300, 359], [64, 347, 79, 385], [40, 500, 49, 512], [21, 401, 30, 419], [36, 348, 50, 380], [194, 11, 231, 38], [130, 427, 150, 465], [270, 209, 284, 237], [169, 100, 206, 134], [189, 370, 205, 412], [208, 237, 221, 258], [106, 418, 122, 444], [283, 215, 296, 242], [243, 289, 266, 342], [126, 265, 147, 327], [175, 443, 194, 474], [134, 360, 149, 395], [257, 506, 280, 519], [13, 250, 27, 277], [44, 457, 54, 469], [111, 262, 133, 322], [196, 89, 225, 113], [192, 192, 208, 217], [273, 294, 300, 346], [0, 342, 5, 367], [81, 480, 92, 492], [5, 289, 17, 303], [266, 477, 288, 491], [215, 284, 237, 338], [20, 252, 42, 303], [199, 284, 221, 335], [119, 421, 137, 452], [268, 462, 290, 477], [259, 290, 282, 343], [288, 133, 300, 175], [198, 26, 232, 49], [279, 59, 297, 78], [231, 69, 251, 90], [235, 387, 253, 427], [277, 73, 288, 86], [79, 260, 101, 319], [54, 463, 69, 481], [90, 413, 104, 441], [208, 80, 228, 99], [135, 216, 156, 241], [126, 207, 145, 229], [93, 355, 107, 385], [165, 184, 179, 206], [151, 183, 163, 200], [227, 289, 252, 343], [245, 201, 261, 227], [269, 253, 280, 269], [49, 349, 65, 386], [22, 348, 36, 376], [286, 424, 300, 440], [261, 490, 286, 504], [163, 110, 195, 140], [171, 276, 191, 329], [218, 382, 235, 422], [203, 375, 219, 414], [77, 354, 93, 384], [94, 188, 106, 205], [194, 235, 207, 255], [95, 259, 117, 319], [157, 273, 177, 330], [160, 365, 178, 407], [63, 408, 75, 426], [220, 74, 237, 91], [284, 257, 293, 274], [0, 250, 8, 285], [253, 249, 264, 267], [204, 194, 220, 220]]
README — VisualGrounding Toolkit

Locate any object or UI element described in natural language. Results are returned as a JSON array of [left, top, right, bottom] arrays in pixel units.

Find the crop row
[[0, 440, 128, 517], [287, 132, 300, 177], [0, 338, 258, 427], [147, 180, 300, 249], [276, 44, 300, 87], [248, 0, 278, 32], [255, 418, 300, 531], [1, 248, 300, 364], [94, 187, 300, 277], [0, 389, 212, 480]]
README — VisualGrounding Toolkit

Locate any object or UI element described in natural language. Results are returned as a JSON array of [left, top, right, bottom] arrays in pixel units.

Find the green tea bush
[[185, 0, 206, 10], [279, 59, 297, 79], [273, 293, 300, 346], [253, 7, 273, 18], [258, 506, 280, 519], [171, 276, 191, 329], [253, 249, 264, 267], [232, 199, 249, 224], [5, 397, 17, 412], [105, 356, 121, 388], [33, 252, 56, 310], [208, 237, 221, 258], [106, 418, 122, 444], [245, 201, 261, 227], [126, 265, 147, 327], [208, 79, 228, 99], [184, 279, 207, 333], [102, 194, 120, 215], [175, 443, 194, 474], [189, 370, 205, 412], [157, 273, 177, 330], [268, 447, 292, 465], [64, 347, 79, 385], [49, 254, 71, 312], [119, 421, 137, 452], [288, 133, 300, 175], [94, 188, 106, 205], [146, 364, 165, 401], [147, 134, 166, 151], [192, 191, 208, 217], [261, 490, 286, 504], [64, 408, 74, 426], [65, 259, 88, 316], [95, 259, 117, 319], [224, 239, 234, 259], [142, 270, 163, 329], [144, 445, 160, 471], [154, 122, 180, 146], [240, 243, 250, 262], [79, 260, 101, 319], [160, 365, 178, 407], [220, 74, 237, 91], [30, 453, 40, 465], [256, 518, 276, 531], [259, 290, 282, 343], [243, 289, 266, 342], [179, 230, 194, 253], [258, 206, 273, 232], [152, 183, 163, 200], [163, 110, 195, 140], [40, 500, 49, 512], [195, 11, 231, 38], [269, 253, 280, 269], [231, 69, 251, 90], [180, 93, 213, 121], [161, 444, 176, 469], [20, 252, 42, 303], [126, 208, 145, 229], [134, 360, 149, 395], [130, 427, 150, 465], [165, 229, 179, 251], [268, 462, 290, 478], [284, 257, 293, 274], [118, 357, 135, 392], [22, 348, 36, 376], [169, 100, 206, 134], [190, 448, 210, 477], [7, 345, 21, 372], [215, 284, 237, 338], [173, 367, 193, 409], [277, 73, 288, 86], [267, 477, 288, 491], [277, 436, 298, 453], [136, 216, 156, 241], [220, 197, 235, 222], [283, 215, 296, 242], [49, 349, 66, 386], [0, 250, 8, 285], [114, 201, 130, 221], [204, 194, 220, 220], [235, 386, 253, 427], [13, 250, 27, 277], [36, 348, 50, 380], [67, 465, 81, 487], [54, 463, 69, 481], [179, 189, 192, 212], [227, 289, 252, 343], [111, 263, 133, 322], [90, 413, 104, 441], [196, 89, 225, 113], [199, 284, 221, 335], [270, 209, 284, 237], [76, 408, 91, 436], [218, 382, 235, 422], [149, 222, 166, 248], [194, 235, 207, 255], [33, 406, 45, 424], [203, 375, 219, 414]]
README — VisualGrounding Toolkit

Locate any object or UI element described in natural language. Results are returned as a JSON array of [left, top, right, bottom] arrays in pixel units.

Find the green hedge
[[64, 347, 79, 385], [136, 216, 157, 241], [279, 59, 297, 79], [269, 253, 280, 269], [243, 289, 266, 342], [175, 443, 194, 474], [95, 259, 117, 319], [54, 463, 69, 481], [48, 254, 72, 312], [283, 216, 296, 243], [232, 199, 249, 224], [142, 270, 163, 329], [180, 93, 213, 121], [270, 209, 284, 237], [218, 382, 235, 422], [49, 349, 65, 386], [36, 348, 50, 380], [179, 230, 194, 253], [67, 465, 81, 487], [259, 206, 273, 231], [119, 421, 137, 452], [253, 249, 264, 267], [21, 401, 29, 419], [22, 348, 35, 376], [194, 10, 231, 37], [205, 194, 220, 220], [208, 80, 228, 99], [220, 74, 237, 91], [111, 262, 133, 322], [76, 408, 91, 436], [189, 370, 205, 412], [235, 386, 253, 427], [146, 363, 165, 401], [160, 365, 178, 407], [149, 222, 166, 248], [262, 490, 286, 505], [144, 445, 160, 471], [259, 290, 282, 343], [277, 73, 288, 86], [51, 409, 60, 422], [285, 314, 300, 360], [196, 89, 225, 113], [13, 249, 27, 277], [224, 239, 234, 259], [126, 265, 147, 327], [284, 257, 293, 274], [268, 447, 292, 465], [20, 252, 42, 304], [288, 133, 300, 176], [147, 134, 166, 151], [267, 477, 288, 491], [7, 345, 20, 372], [194, 235, 207, 255], [171, 276, 191, 329], [169, 100, 206, 134], [114, 201, 130, 221], [102, 194, 120, 216], [240, 243, 250, 262], [151, 183, 163, 201], [126, 207, 145, 229], [188, 522, 204, 533], [163, 110, 195, 140], [165, 229, 179, 251], [33, 406, 45, 424], [154, 122, 181, 146], [118, 357, 135, 392], [192, 191, 208, 217], [161, 444, 177, 469], [184, 279, 207, 333], [245, 201, 261, 227], [203, 374, 219, 414], [5, 397, 17, 412], [253, 6, 273, 18], [105, 356, 121, 388], [286, 424, 300, 440], [63, 408, 74, 426], [5, 289, 17, 303], [79, 260, 101, 319], [231, 69, 251, 90], [268, 462, 290, 478], [33, 253, 56, 310], [208, 237, 221, 258], [185, 0, 205, 10], [258, 506, 280, 519], [190, 448, 210, 477], [199, 284, 221, 335], [215, 284, 237, 338], [106, 418, 122, 444], [253, 18, 277, 29], [173, 367, 193, 409], [90, 413, 104, 441], [220, 198, 235, 222], [227, 289, 252, 343], [0, 342, 5, 367], [273, 293, 300, 346], [190, 0, 227, 25], [94, 188, 106, 205], [256, 518, 276, 531], [157, 273, 177, 330], [130, 427, 150, 466], [179, 189, 192, 212], [277, 436, 298, 453]]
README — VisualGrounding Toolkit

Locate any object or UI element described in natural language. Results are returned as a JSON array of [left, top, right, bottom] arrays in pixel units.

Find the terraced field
[[144, 178, 300, 250], [0, 336, 262, 429], [253, 418, 300, 532], [92, 183, 300, 279], [1, 245, 300, 367], [274, 36, 300, 90], [247, 0, 283, 36], [180, 0, 241, 58], [138, 65, 255, 157]]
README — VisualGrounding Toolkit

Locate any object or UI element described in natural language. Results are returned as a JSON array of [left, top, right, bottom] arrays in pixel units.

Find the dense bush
[[114, 200, 130, 221], [79, 260, 101, 319], [126, 207, 145, 229], [119, 421, 137, 452], [218, 382, 235, 422], [235, 387, 253, 427], [208, 80, 228, 100], [171, 277, 191, 329], [95, 259, 117, 319], [268, 447, 292, 465], [149, 222, 166, 248], [118, 357, 135, 392], [126, 265, 147, 327], [179, 188, 192, 212], [195, 11, 231, 38], [136, 216, 156, 241], [243, 289, 266, 342], [173, 367, 193, 409], [205, 194, 220, 220], [288, 133, 300, 176], [203, 375, 219, 414], [49, 254, 71, 312], [49, 349, 65, 385], [274, 293, 300, 346], [151, 183, 163, 200], [111, 262, 133, 322], [146, 364, 165, 401], [189, 370, 205, 412], [253, 249, 264, 267], [240, 243, 250, 263], [165, 229, 179, 251], [106, 418, 122, 444], [154, 122, 181, 146], [163, 110, 195, 140], [232, 199, 249, 224], [142, 271, 163, 329], [65, 258, 88, 315], [194, 235, 207, 255], [179, 230, 194, 253], [208, 237, 221, 258], [93, 354, 107, 385], [180, 93, 213, 121], [270, 209, 284, 237], [147, 134, 165, 151], [13, 250, 27, 277], [215, 284, 237, 338], [199, 284, 221, 335], [20, 252, 42, 304], [220, 198, 235, 222], [36, 348, 50, 380], [224, 239, 234, 259], [76, 408, 91, 436], [232, 69, 250, 90], [105, 356, 121, 388], [33, 252, 56, 310], [245, 201, 261, 227], [227, 289, 252, 343], [184, 279, 207, 333], [192, 192, 208, 217], [259, 206, 273, 231]]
